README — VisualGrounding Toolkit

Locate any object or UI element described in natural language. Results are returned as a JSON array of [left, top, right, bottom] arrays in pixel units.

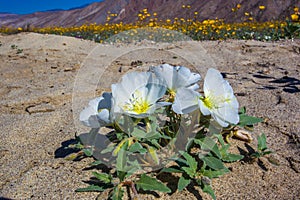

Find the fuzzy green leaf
[[202, 168, 229, 179], [89, 160, 103, 166], [202, 184, 216, 200], [239, 107, 246, 114], [178, 176, 191, 191], [92, 172, 111, 184], [100, 144, 115, 154], [75, 185, 105, 192], [222, 153, 244, 162], [128, 142, 147, 154], [194, 138, 221, 159], [83, 148, 93, 157], [257, 133, 267, 151], [238, 114, 263, 127], [116, 145, 127, 172], [131, 128, 147, 139], [201, 156, 226, 170], [160, 167, 183, 174], [181, 152, 197, 177], [112, 186, 124, 200], [136, 174, 171, 193]]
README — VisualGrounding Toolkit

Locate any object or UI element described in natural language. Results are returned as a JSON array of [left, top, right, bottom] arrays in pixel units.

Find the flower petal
[[172, 88, 200, 114], [80, 95, 112, 128]]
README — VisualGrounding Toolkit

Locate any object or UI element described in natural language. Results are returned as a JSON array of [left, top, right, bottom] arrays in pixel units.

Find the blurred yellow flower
[[237, 4, 241, 9], [259, 5, 266, 10], [294, 7, 299, 13], [245, 12, 250, 16], [291, 14, 299, 21], [17, 27, 23, 31]]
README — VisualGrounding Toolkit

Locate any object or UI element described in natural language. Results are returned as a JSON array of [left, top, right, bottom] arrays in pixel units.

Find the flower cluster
[[75, 64, 265, 200], [81, 64, 239, 129]]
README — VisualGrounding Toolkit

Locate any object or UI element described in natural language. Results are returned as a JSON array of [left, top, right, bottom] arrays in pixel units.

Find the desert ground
[[0, 32, 299, 199]]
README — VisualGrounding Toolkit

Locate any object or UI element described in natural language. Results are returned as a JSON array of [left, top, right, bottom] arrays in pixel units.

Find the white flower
[[199, 68, 239, 127], [152, 64, 201, 98], [172, 87, 200, 114], [80, 92, 112, 128], [111, 71, 166, 118], [172, 68, 239, 127]]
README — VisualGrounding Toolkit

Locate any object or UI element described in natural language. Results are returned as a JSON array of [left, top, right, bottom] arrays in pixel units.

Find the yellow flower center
[[123, 90, 150, 114], [202, 96, 214, 109], [168, 88, 176, 102], [132, 100, 150, 114], [201, 92, 231, 110]]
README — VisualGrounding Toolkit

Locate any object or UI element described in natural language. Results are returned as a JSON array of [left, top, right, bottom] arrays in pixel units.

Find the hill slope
[[0, 0, 299, 28]]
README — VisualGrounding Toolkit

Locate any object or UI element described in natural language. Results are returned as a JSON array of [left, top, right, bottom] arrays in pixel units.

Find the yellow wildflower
[[259, 5, 266, 10], [291, 14, 299, 21]]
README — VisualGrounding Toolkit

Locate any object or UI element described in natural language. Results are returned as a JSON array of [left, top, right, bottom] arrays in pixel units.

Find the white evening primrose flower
[[111, 71, 166, 118], [152, 64, 201, 100], [80, 92, 112, 128], [172, 87, 200, 114], [199, 68, 239, 127]]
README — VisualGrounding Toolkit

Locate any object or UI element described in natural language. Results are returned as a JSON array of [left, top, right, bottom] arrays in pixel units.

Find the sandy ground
[[0, 32, 299, 199]]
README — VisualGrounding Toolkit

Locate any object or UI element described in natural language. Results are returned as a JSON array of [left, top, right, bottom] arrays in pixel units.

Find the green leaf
[[202, 168, 229, 179], [92, 172, 111, 184], [128, 142, 147, 154], [117, 171, 126, 182], [144, 131, 162, 140], [194, 138, 221, 159], [178, 176, 191, 191], [201, 156, 226, 170], [136, 174, 171, 193], [160, 167, 183, 174], [238, 114, 263, 127], [124, 159, 141, 176], [202, 184, 216, 200], [100, 144, 115, 154], [257, 133, 267, 151], [75, 185, 105, 192], [83, 148, 93, 157], [116, 144, 127, 172], [131, 128, 147, 139], [239, 107, 246, 114], [65, 152, 80, 161], [112, 186, 124, 200], [113, 139, 128, 156], [181, 152, 197, 177], [222, 153, 244, 162], [147, 146, 160, 165], [218, 141, 244, 162], [89, 160, 103, 166]]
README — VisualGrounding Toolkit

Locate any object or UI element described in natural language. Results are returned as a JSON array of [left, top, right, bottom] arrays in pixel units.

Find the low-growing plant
[[251, 133, 273, 159], [67, 64, 267, 199]]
